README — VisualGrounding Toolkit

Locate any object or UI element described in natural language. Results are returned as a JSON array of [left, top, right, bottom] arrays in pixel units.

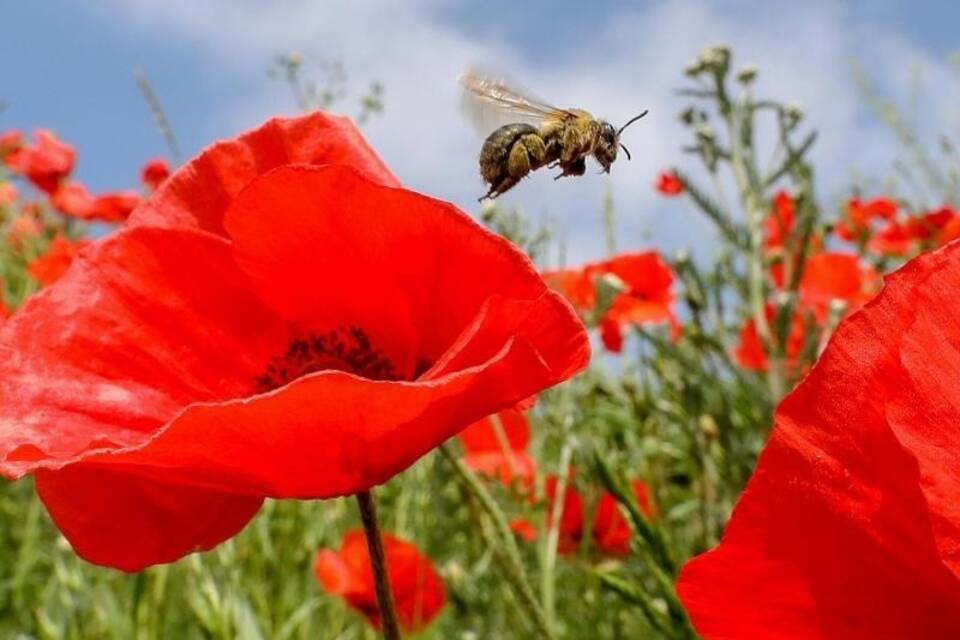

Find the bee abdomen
[[479, 123, 539, 184]]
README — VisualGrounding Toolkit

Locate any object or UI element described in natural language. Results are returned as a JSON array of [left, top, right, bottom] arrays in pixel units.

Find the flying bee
[[460, 70, 648, 200]]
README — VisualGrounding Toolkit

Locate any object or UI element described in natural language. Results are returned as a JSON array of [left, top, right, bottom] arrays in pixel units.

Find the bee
[[460, 70, 648, 200]]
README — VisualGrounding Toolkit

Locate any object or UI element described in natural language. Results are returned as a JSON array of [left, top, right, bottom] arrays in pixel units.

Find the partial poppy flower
[[5, 211, 43, 248], [140, 157, 171, 191], [129, 111, 398, 234], [655, 171, 684, 196], [4, 129, 75, 194], [546, 251, 679, 353], [27, 236, 90, 286], [834, 196, 898, 242], [678, 241, 960, 639], [545, 475, 586, 554], [459, 409, 535, 488], [0, 113, 590, 571], [763, 190, 795, 253], [593, 480, 656, 556], [732, 305, 808, 373], [510, 518, 537, 542], [867, 220, 915, 257], [315, 530, 446, 631], [909, 205, 960, 249], [51, 182, 141, 223], [0, 182, 17, 207], [545, 476, 654, 556], [0, 130, 23, 157], [0, 279, 9, 320], [797, 252, 879, 321]]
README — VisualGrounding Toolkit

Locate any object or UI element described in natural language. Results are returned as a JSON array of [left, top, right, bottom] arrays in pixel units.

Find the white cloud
[[101, 0, 960, 264]]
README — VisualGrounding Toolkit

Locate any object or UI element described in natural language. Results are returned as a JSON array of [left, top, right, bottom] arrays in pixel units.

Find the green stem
[[356, 490, 402, 640], [541, 443, 573, 633], [440, 444, 555, 640]]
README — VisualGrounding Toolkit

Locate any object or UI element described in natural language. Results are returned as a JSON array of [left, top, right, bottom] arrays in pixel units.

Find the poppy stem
[[356, 489, 402, 640]]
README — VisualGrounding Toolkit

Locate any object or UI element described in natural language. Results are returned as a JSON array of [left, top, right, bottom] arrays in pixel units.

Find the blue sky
[[3, 1, 958, 261]]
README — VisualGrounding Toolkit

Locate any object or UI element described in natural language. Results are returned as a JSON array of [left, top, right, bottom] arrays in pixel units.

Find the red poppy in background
[[545, 477, 654, 556], [655, 171, 684, 196], [51, 182, 141, 223], [545, 476, 586, 554], [315, 530, 446, 631], [797, 252, 879, 321], [867, 220, 914, 257], [459, 409, 536, 487], [0, 113, 589, 572], [593, 480, 656, 556], [0, 130, 23, 156], [763, 190, 795, 253], [4, 129, 75, 194], [27, 236, 90, 286], [733, 305, 807, 373], [140, 157, 171, 191], [834, 196, 898, 242], [545, 251, 678, 353], [5, 210, 42, 248], [678, 242, 960, 639], [0, 183, 16, 207], [510, 518, 537, 542]]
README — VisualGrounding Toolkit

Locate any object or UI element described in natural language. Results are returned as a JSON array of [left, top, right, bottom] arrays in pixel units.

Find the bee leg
[[520, 134, 548, 168], [507, 141, 533, 179], [554, 157, 587, 180], [561, 127, 586, 164]]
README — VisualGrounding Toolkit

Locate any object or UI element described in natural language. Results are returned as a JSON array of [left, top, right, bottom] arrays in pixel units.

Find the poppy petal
[[678, 243, 960, 638], [35, 465, 262, 572], [129, 112, 398, 235], [0, 227, 287, 478]]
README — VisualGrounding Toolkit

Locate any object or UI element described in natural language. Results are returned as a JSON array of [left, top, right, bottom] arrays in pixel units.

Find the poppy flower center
[[255, 326, 398, 392]]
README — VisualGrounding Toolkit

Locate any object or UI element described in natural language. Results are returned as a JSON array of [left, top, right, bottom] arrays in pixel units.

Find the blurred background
[[5, 0, 959, 262]]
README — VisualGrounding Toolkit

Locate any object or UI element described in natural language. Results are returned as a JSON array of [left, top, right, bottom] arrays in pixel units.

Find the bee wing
[[459, 69, 574, 134]]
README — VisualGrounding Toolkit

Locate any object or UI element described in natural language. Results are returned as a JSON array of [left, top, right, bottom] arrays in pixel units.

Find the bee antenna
[[619, 143, 632, 161], [617, 110, 648, 136]]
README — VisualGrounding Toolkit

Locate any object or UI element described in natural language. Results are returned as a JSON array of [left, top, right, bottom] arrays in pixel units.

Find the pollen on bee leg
[[255, 326, 398, 392]]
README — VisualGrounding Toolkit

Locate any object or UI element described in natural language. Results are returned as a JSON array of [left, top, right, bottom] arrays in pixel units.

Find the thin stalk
[[439, 444, 555, 640], [356, 490, 402, 640], [541, 443, 573, 633]]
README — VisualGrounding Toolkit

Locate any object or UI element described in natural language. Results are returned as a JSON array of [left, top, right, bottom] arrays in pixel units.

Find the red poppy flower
[[0, 182, 16, 207], [510, 518, 537, 542], [546, 252, 678, 353], [678, 241, 960, 639], [546, 476, 653, 556], [835, 196, 898, 242], [733, 304, 808, 372], [0, 113, 589, 571], [0, 129, 22, 156], [51, 182, 141, 223], [545, 475, 586, 554], [655, 171, 683, 196], [798, 252, 879, 321], [5, 211, 42, 248], [140, 157, 171, 191], [4, 129, 75, 195], [764, 190, 795, 253], [542, 268, 595, 311], [459, 409, 535, 487], [593, 480, 655, 556], [315, 530, 446, 631], [27, 236, 90, 286], [867, 220, 915, 257]]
